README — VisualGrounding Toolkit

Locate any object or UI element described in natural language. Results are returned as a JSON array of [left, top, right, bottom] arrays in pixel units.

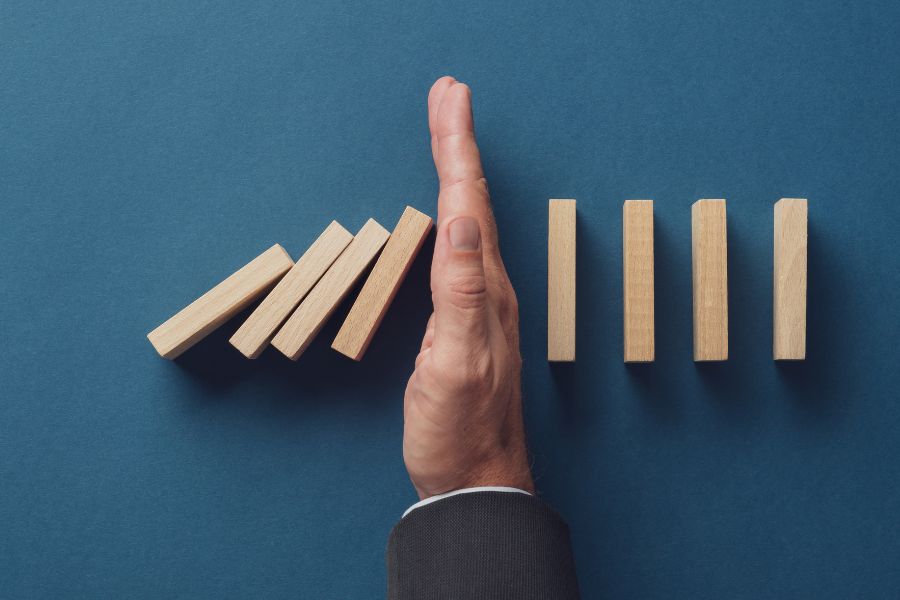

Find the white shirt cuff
[[402, 486, 532, 519]]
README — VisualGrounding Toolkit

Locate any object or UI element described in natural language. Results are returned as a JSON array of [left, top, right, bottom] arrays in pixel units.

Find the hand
[[403, 77, 534, 499]]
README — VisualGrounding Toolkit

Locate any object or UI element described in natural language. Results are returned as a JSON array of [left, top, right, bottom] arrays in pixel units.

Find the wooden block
[[270, 219, 389, 360], [548, 199, 576, 362], [147, 244, 294, 359], [623, 200, 655, 362], [774, 198, 808, 360], [691, 199, 728, 361], [332, 206, 433, 360], [229, 222, 353, 358]]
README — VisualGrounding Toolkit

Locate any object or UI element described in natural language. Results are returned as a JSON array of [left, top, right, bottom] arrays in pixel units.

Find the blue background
[[2, 1, 900, 598]]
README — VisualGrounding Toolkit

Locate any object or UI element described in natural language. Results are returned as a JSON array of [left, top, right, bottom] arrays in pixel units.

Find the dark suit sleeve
[[386, 491, 580, 599]]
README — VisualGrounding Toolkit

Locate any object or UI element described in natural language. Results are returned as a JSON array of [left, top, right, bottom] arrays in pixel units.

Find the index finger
[[431, 82, 484, 190], [429, 81, 502, 263]]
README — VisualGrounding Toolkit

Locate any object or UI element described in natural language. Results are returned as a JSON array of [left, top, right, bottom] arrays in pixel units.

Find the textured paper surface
[[2, 1, 900, 598]]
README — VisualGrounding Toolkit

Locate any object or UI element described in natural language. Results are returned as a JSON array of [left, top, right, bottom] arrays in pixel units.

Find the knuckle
[[467, 351, 494, 383], [471, 176, 490, 195], [446, 274, 487, 309], [451, 357, 494, 395], [441, 175, 490, 196], [434, 348, 493, 395]]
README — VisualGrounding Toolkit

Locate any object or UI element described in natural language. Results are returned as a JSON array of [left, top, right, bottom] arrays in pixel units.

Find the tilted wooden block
[[692, 199, 728, 361], [229, 221, 353, 358], [147, 244, 294, 359], [271, 219, 389, 360], [548, 199, 576, 362], [623, 200, 655, 362], [332, 206, 433, 360], [774, 198, 808, 360]]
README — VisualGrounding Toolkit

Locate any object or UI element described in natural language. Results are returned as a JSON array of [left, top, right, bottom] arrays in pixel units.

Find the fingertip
[[435, 82, 474, 138], [451, 81, 471, 99], [428, 76, 457, 132], [430, 75, 457, 95]]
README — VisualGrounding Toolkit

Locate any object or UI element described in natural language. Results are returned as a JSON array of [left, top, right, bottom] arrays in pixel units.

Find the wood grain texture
[[270, 219, 389, 360], [692, 199, 728, 361], [229, 221, 353, 358], [548, 199, 576, 362], [331, 206, 433, 361], [623, 200, 655, 362], [774, 198, 808, 360], [147, 244, 294, 359]]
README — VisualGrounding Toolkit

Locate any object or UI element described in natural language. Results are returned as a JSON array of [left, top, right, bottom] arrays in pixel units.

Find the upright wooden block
[[548, 199, 576, 362], [229, 222, 353, 358], [692, 199, 728, 361], [332, 206, 433, 360], [774, 198, 808, 360], [623, 200, 655, 362], [147, 244, 294, 359], [271, 219, 389, 360]]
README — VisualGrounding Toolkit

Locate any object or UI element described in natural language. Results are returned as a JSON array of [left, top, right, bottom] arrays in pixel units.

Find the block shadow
[[624, 216, 689, 426], [549, 210, 610, 427], [691, 217, 766, 424], [773, 221, 849, 423], [171, 232, 435, 412], [688, 214, 847, 427]]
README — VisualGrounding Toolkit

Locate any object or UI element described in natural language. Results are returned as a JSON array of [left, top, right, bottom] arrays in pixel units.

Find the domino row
[[148, 206, 433, 361], [547, 198, 808, 363]]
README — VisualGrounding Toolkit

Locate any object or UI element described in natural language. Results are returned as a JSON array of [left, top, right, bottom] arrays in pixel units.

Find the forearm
[[387, 491, 580, 600]]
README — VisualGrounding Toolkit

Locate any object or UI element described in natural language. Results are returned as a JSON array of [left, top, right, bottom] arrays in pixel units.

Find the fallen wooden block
[[229, 221, 353, 358], [332, 206, 433, 360], [692, 199, 728, 361], [548, 199, 576, 362], [773, 198, 808, 360], [623, 200, 655, 362], [147, 244, 294, 359], [271, 219, 390, 360]]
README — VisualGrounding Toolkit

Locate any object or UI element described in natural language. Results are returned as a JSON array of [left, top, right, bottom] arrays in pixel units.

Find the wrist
[[412, 455, 535, 500], [457, 457, 535, 495]]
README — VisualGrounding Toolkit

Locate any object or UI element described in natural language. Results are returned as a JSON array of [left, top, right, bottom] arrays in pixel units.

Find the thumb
[[431, 216, 489, 354]]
